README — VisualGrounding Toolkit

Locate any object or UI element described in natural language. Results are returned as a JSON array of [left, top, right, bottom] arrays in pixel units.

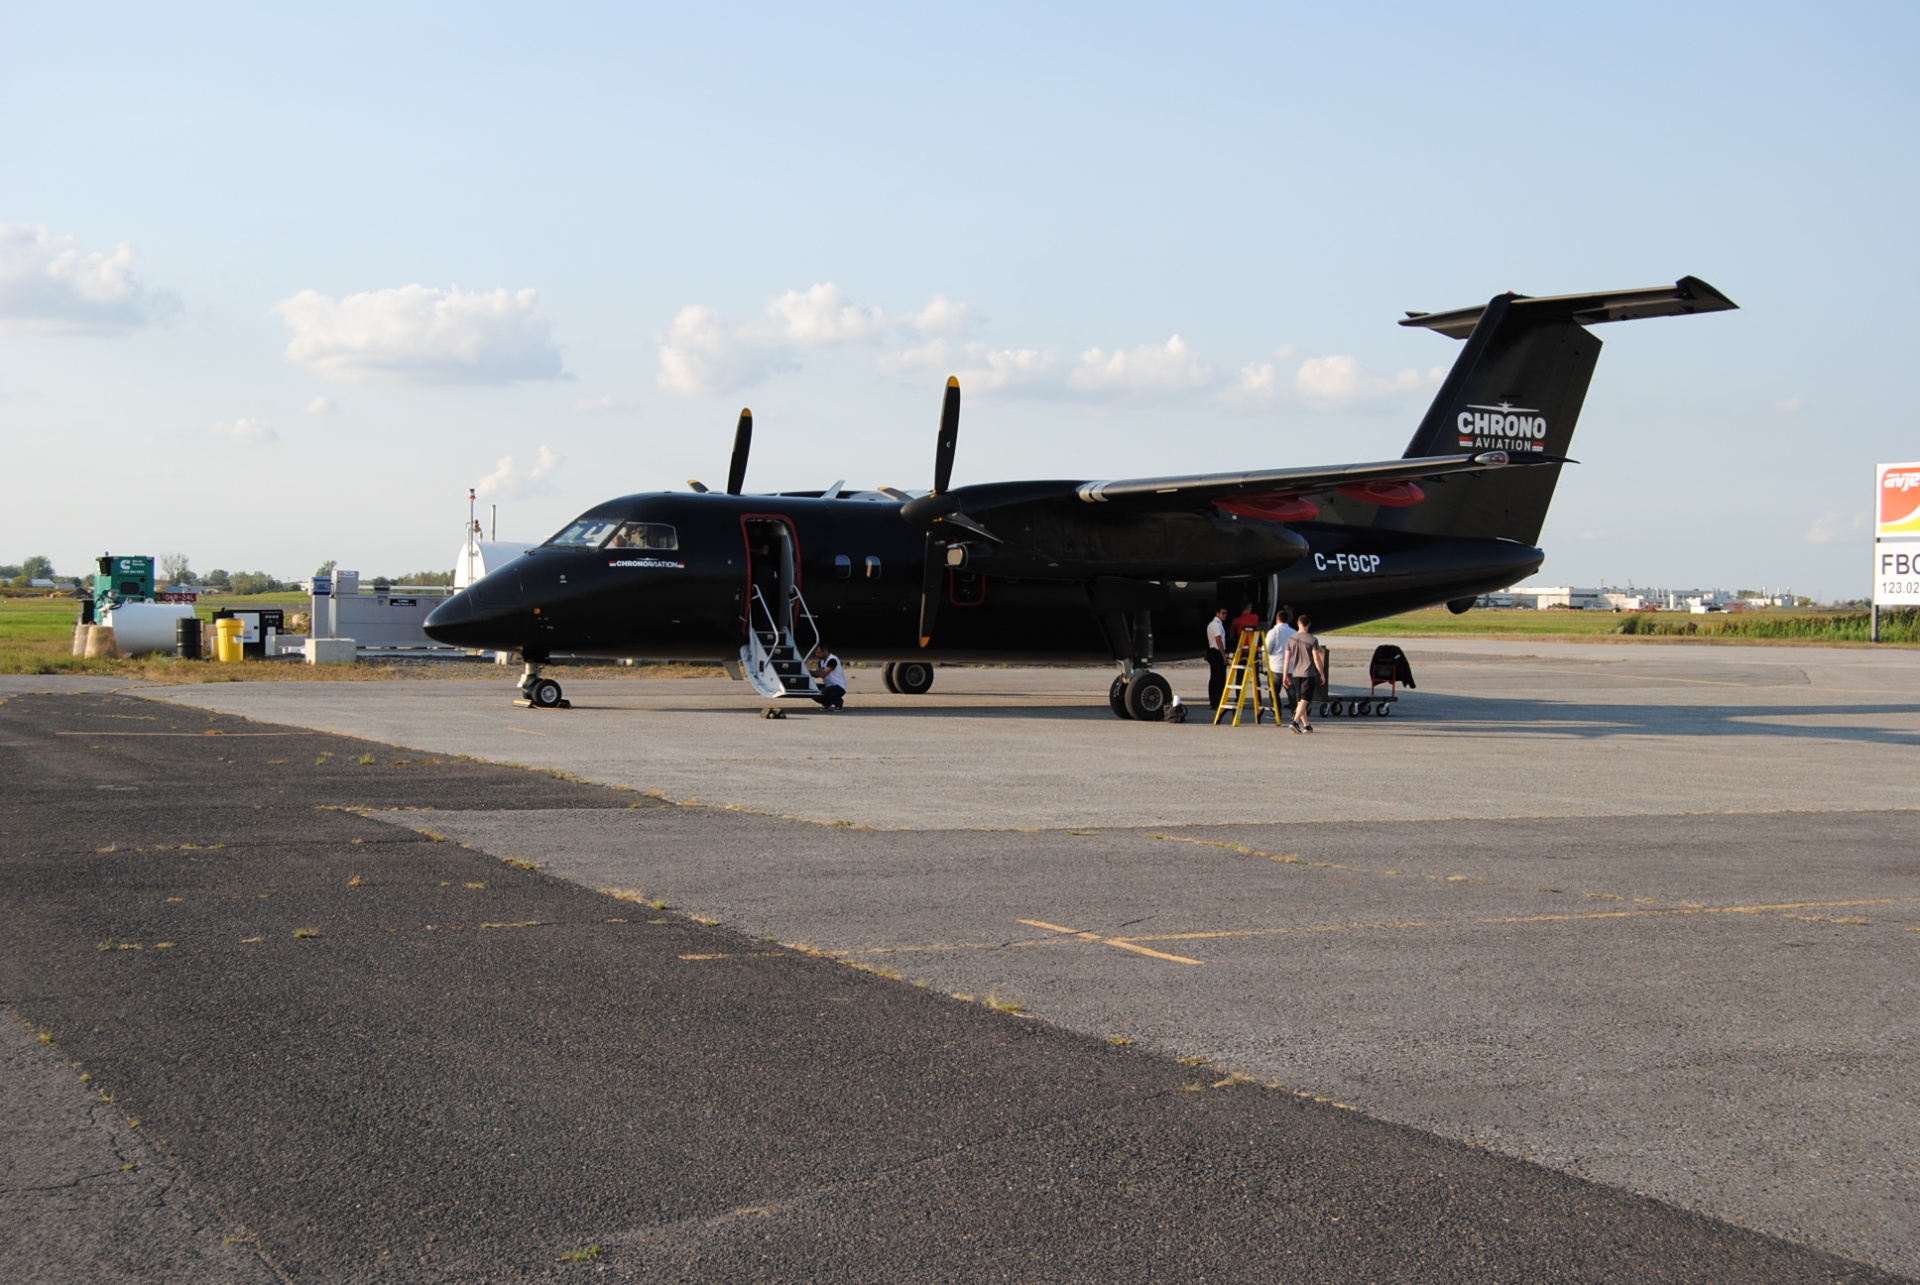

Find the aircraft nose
[[423, 591, 476, 639]]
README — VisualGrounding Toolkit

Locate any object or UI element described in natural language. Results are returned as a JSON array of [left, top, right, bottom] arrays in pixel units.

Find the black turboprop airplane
[[424, 277, 1736, 718]]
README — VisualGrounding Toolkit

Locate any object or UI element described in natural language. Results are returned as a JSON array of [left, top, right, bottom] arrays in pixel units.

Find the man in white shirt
[[1267, 603, 1297, 710], [1265, 607, 1296, 691], [1204, 607, 1229, 712], [810, 646, 847, 711]]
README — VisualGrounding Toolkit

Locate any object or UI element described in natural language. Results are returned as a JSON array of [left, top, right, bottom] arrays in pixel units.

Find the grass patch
[[1338, 605, 1920, 645]]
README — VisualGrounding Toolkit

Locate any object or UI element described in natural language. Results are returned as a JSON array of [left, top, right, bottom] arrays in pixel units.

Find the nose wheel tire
[[1123, 671, 1173, 722], [1109, 674, 1133, 719], [892, 661, 935, 695], [528, 677, 564, 708], [881, 663, 901, 693]]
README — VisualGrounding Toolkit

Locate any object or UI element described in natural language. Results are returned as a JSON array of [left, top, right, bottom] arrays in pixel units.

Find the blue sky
[[2, 2, 1914, 598]]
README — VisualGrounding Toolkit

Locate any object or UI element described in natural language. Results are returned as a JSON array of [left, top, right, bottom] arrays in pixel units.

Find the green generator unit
[[93, 554, 155, 617]]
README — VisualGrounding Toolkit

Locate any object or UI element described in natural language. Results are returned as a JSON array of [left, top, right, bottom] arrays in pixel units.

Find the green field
[[4, 594, 1915, 678], [1336, 606, 1920, 644]]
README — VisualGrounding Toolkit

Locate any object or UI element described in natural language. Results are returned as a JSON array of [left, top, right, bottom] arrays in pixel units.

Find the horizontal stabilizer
[[1400, 276, 1738, 339]]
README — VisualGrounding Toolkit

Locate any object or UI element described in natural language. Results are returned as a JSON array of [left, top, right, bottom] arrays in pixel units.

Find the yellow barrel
[[214, 617, 245, 663], [84, 624, 119, 659]]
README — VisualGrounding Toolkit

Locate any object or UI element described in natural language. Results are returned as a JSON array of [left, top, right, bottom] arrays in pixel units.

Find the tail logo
[[1457, 402, 1547, 452]]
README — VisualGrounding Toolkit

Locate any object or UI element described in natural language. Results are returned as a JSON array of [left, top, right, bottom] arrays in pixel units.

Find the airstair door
[[741, 517, 821, 700]]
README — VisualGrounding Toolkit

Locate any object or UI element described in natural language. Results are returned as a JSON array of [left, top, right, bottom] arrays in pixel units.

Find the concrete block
[[304, 638, 357, 665]]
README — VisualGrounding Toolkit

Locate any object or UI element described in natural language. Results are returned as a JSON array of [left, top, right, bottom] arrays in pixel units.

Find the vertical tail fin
[[1380, 277, 1735, 545]]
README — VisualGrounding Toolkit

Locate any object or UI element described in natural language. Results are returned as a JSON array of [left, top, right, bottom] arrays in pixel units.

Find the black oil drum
[[176, 616, 203, 660]]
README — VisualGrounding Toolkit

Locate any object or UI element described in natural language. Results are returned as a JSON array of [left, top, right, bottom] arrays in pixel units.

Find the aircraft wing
[[1066, 450, 1557, 509], [924, 451, 1559, 524]]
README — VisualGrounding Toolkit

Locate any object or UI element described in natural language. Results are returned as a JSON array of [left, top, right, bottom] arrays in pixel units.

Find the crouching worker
[[809, 645, 847, 711]]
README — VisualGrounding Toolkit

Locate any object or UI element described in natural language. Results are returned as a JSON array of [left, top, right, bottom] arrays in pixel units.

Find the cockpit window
[[545, 519, 624, 548], [606, 522, 679, 550]]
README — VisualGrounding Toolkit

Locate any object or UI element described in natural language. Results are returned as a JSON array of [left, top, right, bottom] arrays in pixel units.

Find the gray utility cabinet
[[310, 570, 455, 650]]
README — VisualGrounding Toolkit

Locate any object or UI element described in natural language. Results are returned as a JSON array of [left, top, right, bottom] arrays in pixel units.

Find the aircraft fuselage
[[424, 490, 1542, 665]]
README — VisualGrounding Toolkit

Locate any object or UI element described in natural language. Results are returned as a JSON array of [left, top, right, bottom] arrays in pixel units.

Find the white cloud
[[475, 444, 562, 501], [0, 222, 174, 334], [303, 395, 337, 415], [1293, 355, 1443, 408], [1803, 510, 1869, 545], [877, 339, 1058, 392], [573, 395, 636, 413], [900, 293, 976, 336], [758, 283, 889, 346], [657, 284, 984, 396], [1779, 396, 1807, 413], [656, 303, 794, 395], [1219, 346, 1296, 409], [272, 284, 565, 385], [1068, 335, 1214, 393], [214, 417, 276, 446]]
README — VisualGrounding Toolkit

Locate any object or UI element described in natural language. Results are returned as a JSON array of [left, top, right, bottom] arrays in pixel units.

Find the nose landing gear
[[514, 656, 569, 709]]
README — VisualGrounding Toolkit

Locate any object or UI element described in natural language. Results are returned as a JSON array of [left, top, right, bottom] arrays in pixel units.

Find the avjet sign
[[1874, 461, 1920, 607]]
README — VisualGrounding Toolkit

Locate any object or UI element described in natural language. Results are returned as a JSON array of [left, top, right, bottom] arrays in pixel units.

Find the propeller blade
[[878, 486, 912, 502], [932, 377, 960, 495], [687, 479, 710, 493], [918, 536, 945, 647], [726, 409, 753, 495]]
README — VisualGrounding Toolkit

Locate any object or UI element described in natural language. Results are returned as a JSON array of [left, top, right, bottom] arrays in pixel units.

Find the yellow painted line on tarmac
[[56, 731, 297, 737], [1122, 920, 1432, 944], [836, 941, 1018, 957], [1479, 897, 1918, 925], [1019, 918, 1203, 966], [505, 726, 551, 737]]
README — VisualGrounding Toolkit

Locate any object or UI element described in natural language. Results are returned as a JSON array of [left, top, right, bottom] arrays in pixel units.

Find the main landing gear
[[1102, 608, 1172, 721], [882, 661, 935, 695], [515, 655, 568, 709], [1109, 668, 1173, 720]]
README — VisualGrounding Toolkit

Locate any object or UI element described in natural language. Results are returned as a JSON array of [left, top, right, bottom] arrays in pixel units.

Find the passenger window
[[605, 522, 679, 550], [864, 556, 882, 579], [834, 555, 852, 579]]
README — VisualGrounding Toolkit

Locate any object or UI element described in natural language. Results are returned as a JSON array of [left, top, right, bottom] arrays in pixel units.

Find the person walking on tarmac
[[1265, 606, 1296, 695], [1282, 613, 1327, 733], [1205, 607, 1230, 712], [808, 645, 847, 711]]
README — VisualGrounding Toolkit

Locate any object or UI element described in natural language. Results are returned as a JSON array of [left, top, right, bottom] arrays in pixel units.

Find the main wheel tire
[[893, 661, 934, 695], [881, 662, 900, 693], [1109, 674, 1133, 719], [530, 677, 563, 708], [1123, 671, 1173, 722]]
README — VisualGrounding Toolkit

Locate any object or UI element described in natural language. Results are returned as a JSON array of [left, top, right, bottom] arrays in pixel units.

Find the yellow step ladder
[[1213, 627, 1280, 726]]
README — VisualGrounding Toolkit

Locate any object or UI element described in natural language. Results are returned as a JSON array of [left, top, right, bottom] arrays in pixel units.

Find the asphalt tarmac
[[1, 684, 1905, 1282]]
